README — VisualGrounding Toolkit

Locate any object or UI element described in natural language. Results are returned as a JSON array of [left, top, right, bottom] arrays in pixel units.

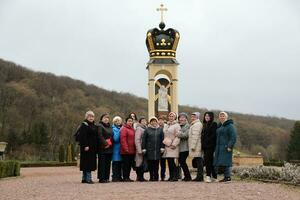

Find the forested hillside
[[0, 58, 295, 161]]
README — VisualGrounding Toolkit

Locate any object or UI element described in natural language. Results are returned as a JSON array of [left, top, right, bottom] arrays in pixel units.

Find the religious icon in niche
[[158, 85, 168, 111], [155, 79, 171, 112]]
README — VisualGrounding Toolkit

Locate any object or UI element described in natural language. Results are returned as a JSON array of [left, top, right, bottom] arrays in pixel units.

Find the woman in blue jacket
[[214, 111, 237, 182], [111, 116, 123, 182]]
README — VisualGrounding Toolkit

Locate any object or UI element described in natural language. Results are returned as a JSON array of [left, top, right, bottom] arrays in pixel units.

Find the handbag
[[163, 137, 172, 146], [105, 138, 112, 147]]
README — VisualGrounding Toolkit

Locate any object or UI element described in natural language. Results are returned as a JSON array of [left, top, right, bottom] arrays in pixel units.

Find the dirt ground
[[0, 167, 299, 200]]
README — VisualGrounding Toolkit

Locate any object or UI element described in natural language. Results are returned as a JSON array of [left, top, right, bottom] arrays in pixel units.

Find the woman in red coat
[[120, 117, 136, 182]]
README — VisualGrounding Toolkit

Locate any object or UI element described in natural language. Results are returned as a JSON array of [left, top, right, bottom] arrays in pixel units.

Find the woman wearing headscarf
[[135, 117, 148, 181], [111, 116, 123, 182], [78, 110, 98, 184], [162, 112, 181, 182], [177, 112, 192, 181], [97, 113, 113, 183], [142, 117, 165, 181], [201, 112, 217, 183], [120, 116, 136, 182], [214, 111, 237, 182], [188, 112, 204, 181]]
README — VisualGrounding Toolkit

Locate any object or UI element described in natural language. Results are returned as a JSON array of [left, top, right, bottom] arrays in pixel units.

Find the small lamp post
[[0, 142, 8, 160]]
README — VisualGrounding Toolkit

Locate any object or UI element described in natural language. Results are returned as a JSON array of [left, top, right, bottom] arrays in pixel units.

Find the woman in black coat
[[201, 112, 217, 182], [142, 117, 165, 181], [79, 111, 98, 184], [97, 113, 113, 183]]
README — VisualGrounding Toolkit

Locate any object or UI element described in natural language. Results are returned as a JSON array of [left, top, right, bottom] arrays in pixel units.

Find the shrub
[[233, 162, 300, 185], [20, 161, 77, 167], [0, 160, 21, 178]]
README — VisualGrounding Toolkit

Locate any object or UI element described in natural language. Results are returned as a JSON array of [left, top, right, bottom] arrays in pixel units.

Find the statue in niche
[[158, 85, 168, 111]]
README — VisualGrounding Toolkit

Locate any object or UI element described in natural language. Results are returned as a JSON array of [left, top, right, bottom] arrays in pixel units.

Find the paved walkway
[[0, 167, 299, 200]]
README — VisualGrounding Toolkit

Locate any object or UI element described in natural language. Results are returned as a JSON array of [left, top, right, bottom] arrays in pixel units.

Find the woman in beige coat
[[135, 117, 147, 181], [162, 112, 181, 181], [188, 112, 204, 181]]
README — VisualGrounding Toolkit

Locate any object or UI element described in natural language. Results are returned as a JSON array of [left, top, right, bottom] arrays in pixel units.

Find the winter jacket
[[214, 119, 237, 167], [120, 123, 136, 155], [142, 125, 165, 161], [112, 124, 122, 161], [162, 121, 181, 158], [98, 122, 113, 154], [135, 123, 147, 167], [201, 122, 217, 150], [188, 119, 203, 158], [177, 123, 190, 152]]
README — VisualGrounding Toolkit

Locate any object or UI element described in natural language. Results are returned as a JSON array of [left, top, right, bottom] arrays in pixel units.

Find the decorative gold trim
[[172, 32, 180, 51], [150, 56, 176, 59], [147, 32, 155, 51], [150, 49, 176, 53]]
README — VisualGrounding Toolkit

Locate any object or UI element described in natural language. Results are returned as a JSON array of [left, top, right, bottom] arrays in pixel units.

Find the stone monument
[[146, 4, 180, 119]]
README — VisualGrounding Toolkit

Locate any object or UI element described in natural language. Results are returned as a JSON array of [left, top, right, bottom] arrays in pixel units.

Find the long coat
[[112, 124, 122, 161], [188, 119, 203, 158], [98, 122, 113, 154], [162, 121, 181, 158], [135, 124, 147, 167], [214, 119, 237, 167], [142, 126, 164, 160], [120, 123, 136, 155], [79, 120, 98, 171]]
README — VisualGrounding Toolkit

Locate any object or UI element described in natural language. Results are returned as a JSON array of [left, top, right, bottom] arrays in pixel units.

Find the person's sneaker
[[219, 177, 231, 182], [205, 176, 212, 183], [81, 180, 87, 183], [211, 177, 217, 182], [99, 180, 109, 183]]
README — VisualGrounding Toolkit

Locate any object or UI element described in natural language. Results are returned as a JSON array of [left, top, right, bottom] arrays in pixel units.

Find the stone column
[[148, 77, 155, 119]]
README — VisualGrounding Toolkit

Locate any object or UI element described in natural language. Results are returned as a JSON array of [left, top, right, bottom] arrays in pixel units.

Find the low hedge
[[0, 160, 21, 178], [21, 161, 77, 168], [263, 161, 284, 167]]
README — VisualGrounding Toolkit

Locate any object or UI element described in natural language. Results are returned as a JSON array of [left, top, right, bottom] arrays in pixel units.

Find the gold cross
[[156, 4, 168, 22]]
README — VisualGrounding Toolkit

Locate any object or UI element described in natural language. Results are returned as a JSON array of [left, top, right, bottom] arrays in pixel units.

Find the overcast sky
[[0, 0, 299, 120]]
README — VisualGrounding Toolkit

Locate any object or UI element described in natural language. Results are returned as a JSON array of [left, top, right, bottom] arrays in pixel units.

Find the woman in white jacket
[[188, 112, 204, 181]]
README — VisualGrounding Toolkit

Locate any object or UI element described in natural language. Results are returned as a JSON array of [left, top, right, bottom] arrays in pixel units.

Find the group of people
[[76, 110, 237, 184]]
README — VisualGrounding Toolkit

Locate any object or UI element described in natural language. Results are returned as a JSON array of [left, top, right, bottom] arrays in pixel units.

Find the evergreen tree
[[287, 121, 300, 161], [66, 144, 72, 163], [58, 145, 65, 162]]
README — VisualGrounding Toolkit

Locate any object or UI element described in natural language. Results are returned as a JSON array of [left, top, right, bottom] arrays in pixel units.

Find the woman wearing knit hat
[[177, 112, 192, 181], [111, 116, 123, 182], [78, 110, 98, 184], [97, 113, 113, 183], [142, 117, 165, 181], [214, 111, 237, 182], [135, 117, 148, 181], [162, 112, 181, 181], [188, 112, 204, 181], [120, 116, 136, 182]]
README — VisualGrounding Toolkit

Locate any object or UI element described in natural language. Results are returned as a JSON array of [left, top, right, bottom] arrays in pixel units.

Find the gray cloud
[[0, 0, 299, 119]]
